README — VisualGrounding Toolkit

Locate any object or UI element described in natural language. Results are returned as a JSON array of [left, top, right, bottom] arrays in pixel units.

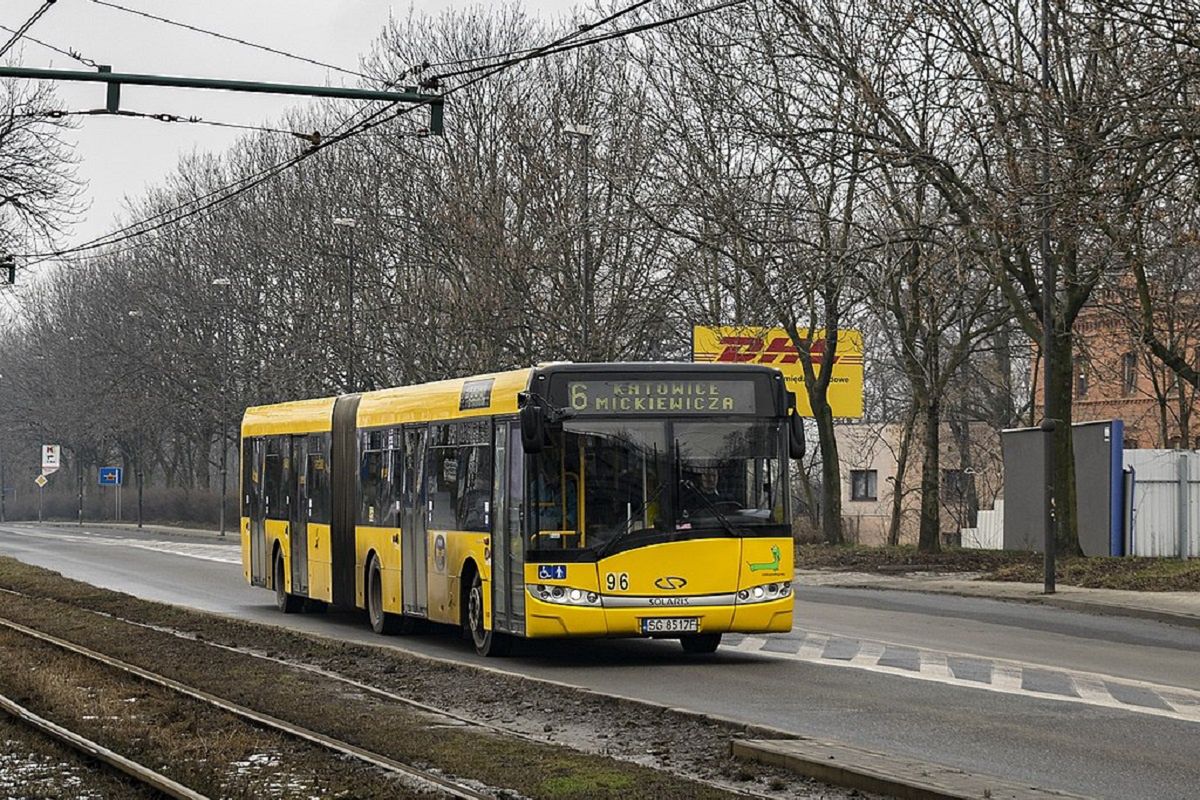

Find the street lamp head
[[211, 277, 232, 286], [563, 122, 595, 138], [332, 217, 357, 228]]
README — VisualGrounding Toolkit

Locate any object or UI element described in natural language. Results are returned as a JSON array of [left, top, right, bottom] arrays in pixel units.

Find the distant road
[[2, 522, 1198, 800]]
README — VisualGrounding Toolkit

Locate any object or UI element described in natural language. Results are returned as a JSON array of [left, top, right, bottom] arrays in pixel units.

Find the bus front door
[[402, 427, 429, 617], [290, 435, 309, 596], [491, 421, 525, 634]]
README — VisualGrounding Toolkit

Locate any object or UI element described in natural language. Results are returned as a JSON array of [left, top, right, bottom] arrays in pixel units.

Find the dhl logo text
[[703, 336, 864, 366]]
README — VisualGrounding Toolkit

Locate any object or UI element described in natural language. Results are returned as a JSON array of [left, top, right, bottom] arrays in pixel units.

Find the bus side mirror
[[520, 402, 546, 454], [788, 413, 806, 460]]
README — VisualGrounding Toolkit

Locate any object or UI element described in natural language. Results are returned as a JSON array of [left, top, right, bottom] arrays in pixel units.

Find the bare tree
[[0, 76, 81, 251]]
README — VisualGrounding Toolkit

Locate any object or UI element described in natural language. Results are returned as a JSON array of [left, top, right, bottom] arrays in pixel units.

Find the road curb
[[732, 737, 1091, 800], [12, 521, 227, 542], [813, 579, 1200, 632], [1029, 595, 1200, 631]]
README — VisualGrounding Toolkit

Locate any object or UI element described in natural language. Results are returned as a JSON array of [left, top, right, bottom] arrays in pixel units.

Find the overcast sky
[[7, 0, 570, 248]]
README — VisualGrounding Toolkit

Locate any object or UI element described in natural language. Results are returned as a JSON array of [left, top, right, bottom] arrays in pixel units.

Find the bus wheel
[[367, 555, 403, 635], [466, 572, 510, 657], [680, 633, 722, 654], [273, 552, 302, 614]]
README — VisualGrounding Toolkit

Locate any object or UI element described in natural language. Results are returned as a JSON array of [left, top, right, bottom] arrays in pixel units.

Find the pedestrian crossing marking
[[725, 630, 1200, 725]]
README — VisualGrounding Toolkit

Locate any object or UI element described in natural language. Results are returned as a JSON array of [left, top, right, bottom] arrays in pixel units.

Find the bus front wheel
[[466, 572, 510, 657]]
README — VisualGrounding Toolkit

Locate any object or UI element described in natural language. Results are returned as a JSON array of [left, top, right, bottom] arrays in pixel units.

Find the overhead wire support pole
[[0, 65, 444, 134], [1039, 0, 1057, 594]]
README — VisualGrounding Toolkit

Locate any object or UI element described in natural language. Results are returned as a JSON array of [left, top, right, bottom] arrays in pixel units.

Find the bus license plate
[[642, 617, 699, 634]]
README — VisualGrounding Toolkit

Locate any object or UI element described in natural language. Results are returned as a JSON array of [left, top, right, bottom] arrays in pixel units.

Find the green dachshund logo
[[749, 545, 781, 572]]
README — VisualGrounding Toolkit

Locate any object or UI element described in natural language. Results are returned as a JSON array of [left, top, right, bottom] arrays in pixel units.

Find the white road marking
[[990, 662, 1024, 692], [0, 526, 240, 565], [848, 640, 885, 667], [796, 633, 829, 661], [729, 628, 1200, 726], [1159, 690, 1200, 722], [732, 635, 767, 653], [1071, 674, 1118, 706], [919, 650, 954, 681]]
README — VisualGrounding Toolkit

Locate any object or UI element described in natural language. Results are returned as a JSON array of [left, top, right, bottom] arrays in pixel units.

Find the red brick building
[[1056, 293, 1199, 449]]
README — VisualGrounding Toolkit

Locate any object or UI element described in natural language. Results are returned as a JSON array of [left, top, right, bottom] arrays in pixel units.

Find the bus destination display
[[567, 380, 756, 414]]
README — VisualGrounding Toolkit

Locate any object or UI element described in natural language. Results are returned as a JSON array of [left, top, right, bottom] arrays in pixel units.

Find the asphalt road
[[2, 522, 1198, 800]]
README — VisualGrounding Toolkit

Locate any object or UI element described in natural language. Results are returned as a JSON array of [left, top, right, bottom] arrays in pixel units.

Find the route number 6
[[570, 383, 588, 410], [606, 572, 629, 591]]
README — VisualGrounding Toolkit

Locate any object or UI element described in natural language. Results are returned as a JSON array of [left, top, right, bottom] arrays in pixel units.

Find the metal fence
[[961, 500, 1004, 550], [1125, 450, 1200, 558]]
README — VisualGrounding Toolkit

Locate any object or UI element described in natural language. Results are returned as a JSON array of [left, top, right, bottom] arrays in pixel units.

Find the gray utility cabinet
[[1001, 420, 1124, 556]]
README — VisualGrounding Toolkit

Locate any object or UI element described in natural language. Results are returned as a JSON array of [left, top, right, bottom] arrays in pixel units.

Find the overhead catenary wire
[[88, 0, 378, 84], [431, 0, 747, 80], [0, 24, 97, 67], [24, 108, 324, 145], [22, 0, 668, 264], [0, 0, 57, 59], [327, 1, 743, 140]]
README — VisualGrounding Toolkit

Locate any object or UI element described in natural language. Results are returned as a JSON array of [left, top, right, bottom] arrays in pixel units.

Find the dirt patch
[[984, 556, 1200, 591], [0, 557, 856, 800], [797, 543, 1200, 592], [797, 544, 1038, 574]]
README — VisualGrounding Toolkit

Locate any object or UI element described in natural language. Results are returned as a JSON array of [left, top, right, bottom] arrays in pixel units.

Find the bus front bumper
[[524, 595, 793, 638]]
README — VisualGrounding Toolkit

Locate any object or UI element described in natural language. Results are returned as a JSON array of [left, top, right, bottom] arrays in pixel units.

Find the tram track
[[0, 687, 204, 800], [0, 613, 495, 800], [0, 569, 842, 800], [0, 583, 803, 800]]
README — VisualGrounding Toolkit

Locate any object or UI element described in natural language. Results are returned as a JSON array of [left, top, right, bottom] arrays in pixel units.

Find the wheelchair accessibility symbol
[[537, 564, 567, 581]]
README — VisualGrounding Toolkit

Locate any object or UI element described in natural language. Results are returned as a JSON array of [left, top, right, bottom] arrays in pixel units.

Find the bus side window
[[456, 422, 492, 532], [307, 435, 331, 524], [241, 437, 258, 516], [359, 429, 391, 526], [428, 424, 458, 530], [381, 428, 403, 527], [264, 437, 287, 521]]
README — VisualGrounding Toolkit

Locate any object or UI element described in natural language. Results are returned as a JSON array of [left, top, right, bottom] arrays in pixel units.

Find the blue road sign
[[98, 467, 123, 486]]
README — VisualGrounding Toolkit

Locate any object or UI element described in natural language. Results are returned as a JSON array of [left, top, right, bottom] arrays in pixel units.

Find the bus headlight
[[737, 581, 791, 604], [531, 584, 602, 606]]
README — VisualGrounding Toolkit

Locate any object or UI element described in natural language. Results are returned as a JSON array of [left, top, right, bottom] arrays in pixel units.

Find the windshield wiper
[[596, 481, 666, 559], [680, 479, 742, 538]]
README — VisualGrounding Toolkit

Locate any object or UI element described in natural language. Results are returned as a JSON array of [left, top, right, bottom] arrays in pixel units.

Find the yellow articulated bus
[[240, 363, 802, 656]]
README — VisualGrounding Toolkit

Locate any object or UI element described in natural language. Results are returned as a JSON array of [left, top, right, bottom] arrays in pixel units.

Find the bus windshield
[[530, 418, 787, 554]]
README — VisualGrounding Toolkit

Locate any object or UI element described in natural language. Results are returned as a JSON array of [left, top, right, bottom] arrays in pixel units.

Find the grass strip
[[0, 556, 744, 800], [0, 626, 420, 799]]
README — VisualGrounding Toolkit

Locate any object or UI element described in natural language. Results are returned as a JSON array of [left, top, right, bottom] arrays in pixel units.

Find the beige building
[[835, 422, 1004, 546]]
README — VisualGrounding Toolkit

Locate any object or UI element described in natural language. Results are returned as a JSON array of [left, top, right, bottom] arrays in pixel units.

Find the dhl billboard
[[692, 325, 864, 418]]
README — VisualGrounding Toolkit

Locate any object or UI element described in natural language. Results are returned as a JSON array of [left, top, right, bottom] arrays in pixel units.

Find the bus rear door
[[289, 435, 309, 596], [245, 437, 268, 586], [402, 426, 429, 617]]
